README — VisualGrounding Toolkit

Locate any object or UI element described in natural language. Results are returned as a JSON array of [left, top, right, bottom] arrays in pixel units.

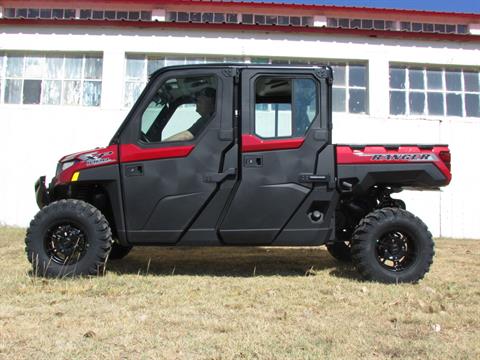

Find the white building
[[0, 0, 479, 238]]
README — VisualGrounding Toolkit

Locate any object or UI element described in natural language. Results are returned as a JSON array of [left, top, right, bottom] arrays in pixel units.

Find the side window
[[254, 77, 318, 138], [140, 75, 217, 143]]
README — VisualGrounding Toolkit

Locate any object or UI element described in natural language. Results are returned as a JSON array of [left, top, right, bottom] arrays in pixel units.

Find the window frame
[[137, 73, 220, 145], [0, 52, 103, 107], [389, 64, 480, 119], [252, 74, 320, 140]]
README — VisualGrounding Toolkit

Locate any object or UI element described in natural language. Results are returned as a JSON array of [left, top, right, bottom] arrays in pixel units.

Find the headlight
[[61, 161, 75, 171]]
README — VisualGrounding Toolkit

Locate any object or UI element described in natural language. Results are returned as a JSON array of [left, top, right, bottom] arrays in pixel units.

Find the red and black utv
[[27, 64, 451, 283]]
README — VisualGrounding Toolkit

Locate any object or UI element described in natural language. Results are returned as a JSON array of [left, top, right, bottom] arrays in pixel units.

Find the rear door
[[219, 68, 337, 245], [119, 67, 236, 244]]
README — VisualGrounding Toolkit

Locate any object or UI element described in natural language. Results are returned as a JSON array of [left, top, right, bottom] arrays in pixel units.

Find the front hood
[[59, 145, 118, 164], [55, 144, 119, 185]]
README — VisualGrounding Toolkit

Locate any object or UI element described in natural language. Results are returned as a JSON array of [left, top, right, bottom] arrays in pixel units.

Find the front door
[[219, 68, 337, 245], [119, 67, 236, 244]]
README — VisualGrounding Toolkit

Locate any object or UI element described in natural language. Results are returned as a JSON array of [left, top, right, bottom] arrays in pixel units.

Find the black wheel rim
[[44, 223, 88, 266], [375, 231, 416, 272]]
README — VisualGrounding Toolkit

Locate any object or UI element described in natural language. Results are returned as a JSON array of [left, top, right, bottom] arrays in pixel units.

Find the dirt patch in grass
[[0, 226, 479, 359]]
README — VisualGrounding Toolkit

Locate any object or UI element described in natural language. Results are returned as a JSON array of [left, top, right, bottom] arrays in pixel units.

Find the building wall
[[0, 25, 479, 238]]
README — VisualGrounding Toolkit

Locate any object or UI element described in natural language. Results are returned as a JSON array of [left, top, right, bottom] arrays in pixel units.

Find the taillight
[[439, 150, 451, 172]]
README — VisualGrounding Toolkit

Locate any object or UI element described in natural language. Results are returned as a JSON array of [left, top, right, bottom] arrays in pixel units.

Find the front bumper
[[35, 176, 50, 209]]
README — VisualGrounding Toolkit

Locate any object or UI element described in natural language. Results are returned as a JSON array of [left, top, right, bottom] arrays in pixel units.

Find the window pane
[[6, 56, 24, 78], [349, 65, 366, 87], [190, 12, 201, 22], [46, 57, 63, 78], [409, 92, 425, 115], [302, 17, 313, 26], [349, 89, 366, 113], [339, 18, 349, 28], [427, 70, 442, 90], [226, 14, 238, 23], [327, 18, 337, 27], [464, 72, 479, 92], [201, 13, 213, 23], [446, 71, 462, 91], [427, 92, 444, 115], [373, 20, 385, 30], [105, 11, 116, 20], [423, 23, 434, 32], [446, 93, 463, 116], [28, 9, 40, 19], [185, 57, 205, 65], [290, 17, 300, 26], [65, 9, 76, 19], [390, 91, 406, 115], [254, 15, 265, 25], [63, 80, 81, 105], [84, 57, 102, 79], [266, 16, 277, 25], [165, 57, 185, 66], [4, 79, 22, 104], [80, 9, 91, 19], [65, 57, 83, 79], [0, 56, 3, 76], [24, 56, 44, 78], [40, 9, 52, 19], [125, 81, 144, 107], [390, 68, 406, 89], [333, 87, 346, 112], [167, 12, 176, 21], [147, 58, 165, 75], [465, 94, 480, 117], [16, 9, 28, 18], [409, 69, 424, 89], [177, 12, 189, 22], [23, 79, 42, 104], [457, 25, 468, 34], [128, 12, 140, 20], [92, 11, 103, 19], [83, 81, 102, 106], [293, 79, 316, 136], [278, 16, 289, 25], [117, 11, 128, 20], [141, 11, 151, 21], [362, 19, 373, 29], [446, 24, 456, 33], [242, 14, 253, 24], [52, 9, 64, 19], [350, 19, 361, 29], [401, 22, 411, 31], [42, 80, 61, 105], [332, 65, 346, 86], [412, 23, 422, 32], [214, 13, 225, 23], [126, 57, 145, 80], [435, 24, 446, 33]]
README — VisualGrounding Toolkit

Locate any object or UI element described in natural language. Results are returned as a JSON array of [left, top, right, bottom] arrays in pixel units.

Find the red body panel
[[56, 145, 119, 185], [119, 144, 195, 163], [241, 134, 304, 152], [336, 145, 452, 184]]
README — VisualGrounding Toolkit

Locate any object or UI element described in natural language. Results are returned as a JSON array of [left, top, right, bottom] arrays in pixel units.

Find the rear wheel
[[351, 207, 434, 283], [25, 199, 112, 277]]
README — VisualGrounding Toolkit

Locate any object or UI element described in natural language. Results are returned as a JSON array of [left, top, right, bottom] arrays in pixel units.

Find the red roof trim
[[1, 18, 479, 42], [94, 0, 480, 20]]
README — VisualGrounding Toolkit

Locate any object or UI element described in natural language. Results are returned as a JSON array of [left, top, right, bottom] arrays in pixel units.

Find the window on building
[[164, 11, 313, 27], [327, 17, 396, 31], [125, 55, 368, 114], [400, 22, 469, 34], [254, 77, 317, 138], [389, 65, 480, 118], [0, 53, 102, 106]]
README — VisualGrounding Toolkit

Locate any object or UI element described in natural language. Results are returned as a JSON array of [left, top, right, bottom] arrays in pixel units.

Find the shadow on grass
[[107, 246, 361, 279]]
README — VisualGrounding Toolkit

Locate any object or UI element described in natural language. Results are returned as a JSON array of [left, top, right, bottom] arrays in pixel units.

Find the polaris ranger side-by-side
[[27, 64, 451, 283]]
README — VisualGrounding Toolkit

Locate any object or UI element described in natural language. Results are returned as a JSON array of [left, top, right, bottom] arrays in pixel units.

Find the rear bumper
[[35, 176, 50, 209]]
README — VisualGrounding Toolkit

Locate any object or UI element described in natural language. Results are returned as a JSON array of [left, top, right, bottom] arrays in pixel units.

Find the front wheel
[[351, 208, 434, 283], [25, 199, 112, 277]]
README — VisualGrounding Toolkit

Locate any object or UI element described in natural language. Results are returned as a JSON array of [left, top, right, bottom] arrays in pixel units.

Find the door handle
[[125, 164, 143, 177], [204, 168, 237, 183]]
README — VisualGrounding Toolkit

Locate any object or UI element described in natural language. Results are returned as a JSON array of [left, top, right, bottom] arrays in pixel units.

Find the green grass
[[1, 226, 479, 359]]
